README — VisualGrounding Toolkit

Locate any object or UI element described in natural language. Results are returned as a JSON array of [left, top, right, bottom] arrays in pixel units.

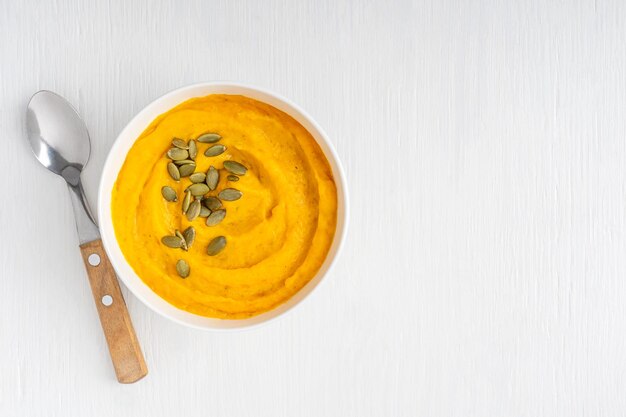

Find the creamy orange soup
[[112, 95, 337, 319]]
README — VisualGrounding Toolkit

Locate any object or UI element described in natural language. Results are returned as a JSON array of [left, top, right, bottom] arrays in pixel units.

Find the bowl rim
[[97, 81, 349, 331]]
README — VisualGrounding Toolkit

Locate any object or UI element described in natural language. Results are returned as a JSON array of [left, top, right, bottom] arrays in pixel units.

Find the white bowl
[[98, 82, 349, 331]]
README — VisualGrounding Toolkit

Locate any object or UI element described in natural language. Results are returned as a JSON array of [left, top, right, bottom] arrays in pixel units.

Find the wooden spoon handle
[[79, 239, 148, 383]]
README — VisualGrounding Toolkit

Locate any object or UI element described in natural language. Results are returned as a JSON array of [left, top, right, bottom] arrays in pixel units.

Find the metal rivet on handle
[[101, 295, 113, 306], [88, 253, 101, 266]]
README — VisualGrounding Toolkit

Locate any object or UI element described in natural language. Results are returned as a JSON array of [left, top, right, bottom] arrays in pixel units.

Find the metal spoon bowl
[[27, 91, 99, 243], [27, 91, 90, 175]]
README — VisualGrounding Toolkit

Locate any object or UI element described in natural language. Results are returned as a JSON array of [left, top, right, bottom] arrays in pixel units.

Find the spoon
[[26, 91, 147, 383]]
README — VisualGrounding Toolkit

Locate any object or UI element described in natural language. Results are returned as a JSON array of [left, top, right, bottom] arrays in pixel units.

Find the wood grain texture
[[1, 0, 626, 415], [79, 239, 147, 384]]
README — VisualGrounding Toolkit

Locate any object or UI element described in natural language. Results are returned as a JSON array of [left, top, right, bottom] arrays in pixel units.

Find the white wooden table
[[1, 1, 625, 415]]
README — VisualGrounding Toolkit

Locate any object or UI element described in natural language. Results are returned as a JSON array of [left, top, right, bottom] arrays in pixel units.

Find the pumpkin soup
[[111, 95, 337, 319]]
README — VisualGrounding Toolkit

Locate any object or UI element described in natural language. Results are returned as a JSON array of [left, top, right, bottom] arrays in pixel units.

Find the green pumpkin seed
[[172, 138, 188, 149], [174, 159, 195, 166], [227, 175, 239, 182], [199, 206, 211, 217], [204, 144, 226, 157], [202, 196, 222, 211], [175, 229, 188, 250], [189, 172, 206, 183], [187, 183, 210, 196], [182, 226, 195, 248], [162, 235, 184, 248], [207, 236, 226, 256], [197, 133, 221, 143], [176, 259, 190, 278], [178, 163, 196, 177], [223, 160, 247, 176], [186, 200, 201, 221], [167, 162, 180, 181], [161, 186, 177, 202], [206, 166, 219, 190], [218, 188, 243, 201], [182, 190, 192, 213], [167, 148, 189, 160], [188, 139, 197, 159], [206, 209, 226, 226]]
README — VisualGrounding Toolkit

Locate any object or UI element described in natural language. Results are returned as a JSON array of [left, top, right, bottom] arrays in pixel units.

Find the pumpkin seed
[[204, 144, 226, 157], [182, 226, 195, 248], [188, 183, 210, 196], [182, 190, 192, 213], [167, 148, 189, 161], [202, 196, 222, 211], [167, 162, 180, 181], [179, 163, 196, 177], [188, 139, 197, 159], [197, 133, 221, 143], [186, 200, 201, 221], [175, 229, 188, 250], [162, 235, 184, 248], [223, 160, 247, 176], [218, 188, 243, 201], [199, 206, 211, 217], [189, 172, 206, 183], [176, 259, 190, 278], [161, 186, 177, 202], [206, 166, 219, 190], [207, 236, 226, 256], [206, 209, 226, 226], [227, 175, 239, 182], [172, 138, 188, 149], [174, 159, 195, 166]]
